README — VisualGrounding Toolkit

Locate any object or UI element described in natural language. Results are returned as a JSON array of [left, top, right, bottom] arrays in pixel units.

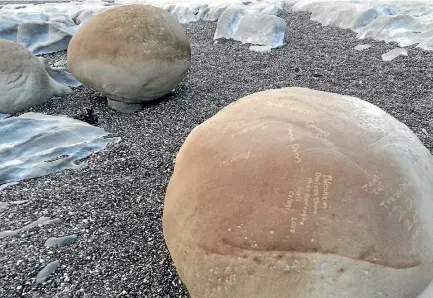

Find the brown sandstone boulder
[[163, 87, 433, 298], [67, 4, 191, 113]]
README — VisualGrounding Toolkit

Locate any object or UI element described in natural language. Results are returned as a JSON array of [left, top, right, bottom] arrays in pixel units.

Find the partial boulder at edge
[[0, 39, 72, 114], [163, 87, 433, 298]]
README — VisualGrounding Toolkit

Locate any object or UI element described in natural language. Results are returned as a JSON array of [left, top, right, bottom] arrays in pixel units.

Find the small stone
[[35, 260, 61, 284], [354, 44, 371, 51], [44, 235, 78, 248], [72, 108, 98, 125], [382, 48, 408, 61]]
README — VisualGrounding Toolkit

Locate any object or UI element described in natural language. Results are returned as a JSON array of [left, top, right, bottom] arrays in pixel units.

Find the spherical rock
[[67, 4, 191, 113], [163, 87, 433, 298], [0, 39, 71, 114]]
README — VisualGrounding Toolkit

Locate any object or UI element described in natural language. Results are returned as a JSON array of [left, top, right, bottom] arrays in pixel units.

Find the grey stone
[[44, 235, 78, 247], [35, 260, 60, 284]]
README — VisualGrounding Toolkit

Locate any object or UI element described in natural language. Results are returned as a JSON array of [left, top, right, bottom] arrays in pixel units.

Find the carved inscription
[[362, 175, 384, 195], [287, 124, 302, 164], [287, 124, 295, 142], [290, 216, 297, 234], [285, 191, 295, 212], [286, 173, 333, 234], [300, 178, 313, 224], [321, 174, 332, 210], [222, 152, 252, 166], [295, 186, 303, 202], [291, 144, 302, 164], [264, 101, 313, 116], [313, 173, 320, 215], [305, 121, 330, 139], [378, 181, 422, 250], [231, 123, 268, 137]]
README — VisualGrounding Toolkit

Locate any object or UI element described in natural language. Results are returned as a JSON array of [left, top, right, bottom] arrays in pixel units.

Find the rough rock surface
[[67, 4, 191, 113], [163, 87, 433, 298]]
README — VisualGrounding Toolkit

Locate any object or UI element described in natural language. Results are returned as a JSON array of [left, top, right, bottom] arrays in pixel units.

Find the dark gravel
[[1, 7, 433, 298]]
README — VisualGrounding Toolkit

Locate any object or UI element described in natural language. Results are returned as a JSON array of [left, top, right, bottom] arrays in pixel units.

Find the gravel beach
[[1, 6, 433, 298]]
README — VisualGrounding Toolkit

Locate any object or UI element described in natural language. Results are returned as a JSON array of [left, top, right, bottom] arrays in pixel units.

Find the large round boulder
[[0, 39, 71, 114], [67, 4, 191, 113], [163, 87, 433, 298]]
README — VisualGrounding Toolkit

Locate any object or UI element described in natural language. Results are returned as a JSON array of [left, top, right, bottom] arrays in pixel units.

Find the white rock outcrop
[[214, 3, 286, 49], [0, 39, 72, 114]]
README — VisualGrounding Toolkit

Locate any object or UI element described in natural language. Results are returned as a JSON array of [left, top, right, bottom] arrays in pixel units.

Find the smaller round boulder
[[0, 40, 71, 114], [67, 4, 191, 113]]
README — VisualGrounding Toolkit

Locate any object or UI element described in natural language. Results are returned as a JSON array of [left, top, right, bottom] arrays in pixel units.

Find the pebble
[[44, 235, 78, 248], [35, 260, 61, 284]]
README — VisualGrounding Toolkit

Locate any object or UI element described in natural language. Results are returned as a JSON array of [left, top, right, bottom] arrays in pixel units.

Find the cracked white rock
[[233, 12, 286, 48], [382, 47, 408, 61], [214, 3, 286, 49], [354, 44, 371, 51]]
